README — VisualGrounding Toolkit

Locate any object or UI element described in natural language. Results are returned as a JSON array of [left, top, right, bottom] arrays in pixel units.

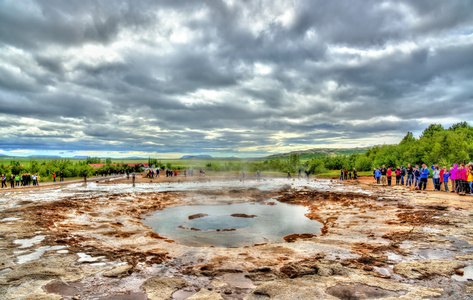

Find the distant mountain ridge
[[180, 155, 213, 159]]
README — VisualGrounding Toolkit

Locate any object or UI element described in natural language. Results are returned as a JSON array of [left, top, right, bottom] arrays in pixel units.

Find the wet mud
[[1, 176, 473, 299]]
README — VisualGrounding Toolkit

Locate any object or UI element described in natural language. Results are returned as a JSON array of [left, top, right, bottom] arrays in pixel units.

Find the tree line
[[306, 121, 473, 173]]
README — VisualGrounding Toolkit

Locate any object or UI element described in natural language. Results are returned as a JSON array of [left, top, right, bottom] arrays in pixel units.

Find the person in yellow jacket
[[467, 164, 473, 195]]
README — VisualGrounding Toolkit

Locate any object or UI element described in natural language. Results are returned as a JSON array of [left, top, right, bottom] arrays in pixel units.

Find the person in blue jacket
[[419, 164, 430, 190], [442, 166, 450, 192], [375, 168, 381, 184]]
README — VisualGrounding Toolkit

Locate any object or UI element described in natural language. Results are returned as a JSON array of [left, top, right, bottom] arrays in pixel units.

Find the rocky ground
[[0, 174, 472, 299]]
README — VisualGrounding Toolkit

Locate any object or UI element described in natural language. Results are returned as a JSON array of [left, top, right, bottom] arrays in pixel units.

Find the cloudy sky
[[1, 0, 472, 158]]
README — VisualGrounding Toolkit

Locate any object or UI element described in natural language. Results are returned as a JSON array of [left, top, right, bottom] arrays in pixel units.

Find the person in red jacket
[[52, 172, 57, 182], [387, 168, 392, 186]]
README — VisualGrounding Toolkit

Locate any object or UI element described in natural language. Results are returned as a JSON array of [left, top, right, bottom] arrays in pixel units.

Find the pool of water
[[142, 201, 322, 247]]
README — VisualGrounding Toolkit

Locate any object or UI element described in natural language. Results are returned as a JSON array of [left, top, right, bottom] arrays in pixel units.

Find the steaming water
[[142, 201, 322, 247]]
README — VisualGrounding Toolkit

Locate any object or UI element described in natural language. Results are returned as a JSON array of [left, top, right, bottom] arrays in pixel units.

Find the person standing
[[414, 165, 421, 188], [387, 167, 392, 186], [431, 165, 440, 191], [298, 169, 302, 179], [52, 172, 56, 182], [442, 167, 450, 192], [400, 166, 406, 185], [257, 169, 261, 180], [375, 168, 381, 184], [419, 164, 430, 190], [1, 174, 6, 188], [340, 169, 344, 180], [132, 171, 136, 184], [60, 171, 64, 182], [467, 164, 473, 195], [83, 170, 87, 183], [10, 174, 15, 188], [353, 168, 357, 180], [380, 165, 387, 186], [242, 169, 246, 180], [15, 174, 20, 186], [32, 174, 37, 186], [450, 164, 458, 193], [406, 164, 413, 186], [395, 167, 401, 185]]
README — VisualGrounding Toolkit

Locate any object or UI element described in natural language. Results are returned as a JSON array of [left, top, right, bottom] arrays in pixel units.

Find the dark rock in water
[[231, 213, 257, 218], [283, 233, 316, 243], [188, 213, 208, 220]]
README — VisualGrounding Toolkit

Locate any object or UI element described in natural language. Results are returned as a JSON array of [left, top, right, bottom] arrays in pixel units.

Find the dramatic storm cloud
[[1, 0, 472, 157]]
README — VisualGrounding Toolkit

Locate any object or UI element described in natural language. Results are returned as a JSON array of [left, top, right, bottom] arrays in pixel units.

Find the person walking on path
[[387, 168, 392, 186], [10, 175, 14, 188], [1, 174, 6, 188]]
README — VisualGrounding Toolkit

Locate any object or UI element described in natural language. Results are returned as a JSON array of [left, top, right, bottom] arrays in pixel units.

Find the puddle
[[1, 217, 20, 222], [142, 201, 322, 247], [13, 235, 46, 248], [452, 265, 473, 282], [16, 245, 65, 264]]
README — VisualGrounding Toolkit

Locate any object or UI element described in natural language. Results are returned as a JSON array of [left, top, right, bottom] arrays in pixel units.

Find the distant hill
[[27, 155, 62, 158], [180, 155, 213, 159], [266, 147, 371, 160], [73, 156, 89, 159]]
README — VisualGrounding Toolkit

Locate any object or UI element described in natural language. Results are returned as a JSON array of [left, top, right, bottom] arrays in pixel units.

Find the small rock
[[72, 295, 81, 300], [455, 269, 464, 276], [141, 277, 187, 300], [363, 265, 374, 271], [187, 288, 223, 300], [103, 264, 133, 278], [394, 260, 465, 279]]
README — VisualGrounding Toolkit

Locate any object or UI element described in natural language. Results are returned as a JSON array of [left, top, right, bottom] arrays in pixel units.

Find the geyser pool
[[142, 201, 322, 247]]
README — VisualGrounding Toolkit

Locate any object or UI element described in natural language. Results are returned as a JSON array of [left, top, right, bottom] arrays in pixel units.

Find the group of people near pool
[[371, 163, 473, 194], [1, 173, 40, 188]]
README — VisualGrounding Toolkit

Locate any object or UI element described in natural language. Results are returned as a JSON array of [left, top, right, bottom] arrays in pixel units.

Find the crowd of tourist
[[369, 163, 473, 194], [1, 173, 40, 188]]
